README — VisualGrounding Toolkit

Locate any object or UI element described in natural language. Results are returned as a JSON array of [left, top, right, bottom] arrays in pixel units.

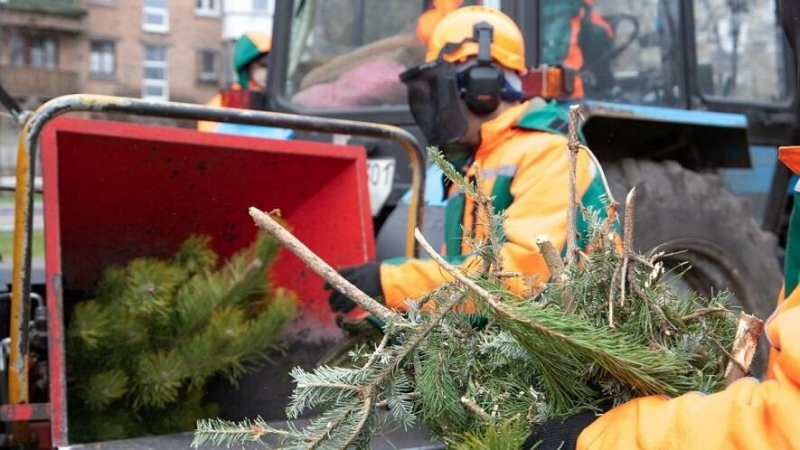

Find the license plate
[[367, 158, 395, 216]]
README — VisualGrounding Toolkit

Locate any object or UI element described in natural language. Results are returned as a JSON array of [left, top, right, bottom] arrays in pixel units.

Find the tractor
[[0, 0, 798, 448]]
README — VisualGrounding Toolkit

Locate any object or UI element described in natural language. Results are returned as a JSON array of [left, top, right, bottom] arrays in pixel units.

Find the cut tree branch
[[415, 228, 499, 309], [681, 307, 728, 322], [724, 312, 764, 385], [249, 207, 398, 324], [461, 396, 491, 421], [620, 188, 636, 306], [565, 104, 584, 267]]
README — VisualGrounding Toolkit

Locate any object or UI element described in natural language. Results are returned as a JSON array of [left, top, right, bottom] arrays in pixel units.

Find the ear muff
[[460, 21, 504, 115]]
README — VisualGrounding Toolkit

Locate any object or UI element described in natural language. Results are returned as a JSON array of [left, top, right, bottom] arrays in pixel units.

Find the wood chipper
[[0, 94, 440, 449]]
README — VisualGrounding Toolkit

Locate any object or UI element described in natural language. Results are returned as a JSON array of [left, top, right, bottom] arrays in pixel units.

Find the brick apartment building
[[0, 0, 226, 171], [0, 0, 224, 105]]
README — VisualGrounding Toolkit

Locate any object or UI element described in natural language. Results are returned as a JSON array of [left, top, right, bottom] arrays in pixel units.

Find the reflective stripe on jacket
[[379, 101, 612, 311]]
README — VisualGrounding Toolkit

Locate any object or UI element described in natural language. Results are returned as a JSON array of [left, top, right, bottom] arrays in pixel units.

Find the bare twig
[[724, 313, 764, 385], [565, 105, 584, 267], [620, 188, 636, 306], [461, 396, 492, 422], [680, 307, 728, 322], [415, 228, 499, 308], [249, 207, 397, 323], [608, 264, 621, 328], [491, 271, 524, 279], [623, 188, 636, 253], [362, 333, 391, 370]]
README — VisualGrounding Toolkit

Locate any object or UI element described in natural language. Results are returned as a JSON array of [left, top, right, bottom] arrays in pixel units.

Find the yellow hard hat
[[425, 6, 525, 72]]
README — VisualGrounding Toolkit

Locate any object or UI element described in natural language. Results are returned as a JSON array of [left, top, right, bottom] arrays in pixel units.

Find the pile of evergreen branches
[[194, 124, 745, 449], [67, 233, 297, 443]]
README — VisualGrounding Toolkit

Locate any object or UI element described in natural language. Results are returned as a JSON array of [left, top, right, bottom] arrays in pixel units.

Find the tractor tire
[[603, 159, 782, 377]]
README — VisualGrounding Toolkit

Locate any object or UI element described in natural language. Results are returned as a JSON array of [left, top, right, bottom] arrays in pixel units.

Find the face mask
[[400, 60, 469, 147]]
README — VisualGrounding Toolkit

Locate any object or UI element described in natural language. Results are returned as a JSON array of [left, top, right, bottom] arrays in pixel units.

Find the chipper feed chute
[[38, 116, 376, 433]]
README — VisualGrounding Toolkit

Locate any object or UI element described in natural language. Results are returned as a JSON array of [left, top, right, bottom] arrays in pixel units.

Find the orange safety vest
[[379, 101, 612, 311], [197, 82, 261, 132]]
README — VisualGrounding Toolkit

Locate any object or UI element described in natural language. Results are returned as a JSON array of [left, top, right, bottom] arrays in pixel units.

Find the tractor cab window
[[693, 0, 788, 103], [285, 0, 495, 112], [541, 0, 687, 107], [285, 0, 426, 111]]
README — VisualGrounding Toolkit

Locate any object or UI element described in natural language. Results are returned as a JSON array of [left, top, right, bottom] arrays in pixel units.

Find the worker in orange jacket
[[524, 145, 800, 450], [541, 0, 614, 98], [198, 31, 290, 138], [326, 6, 614, 314]]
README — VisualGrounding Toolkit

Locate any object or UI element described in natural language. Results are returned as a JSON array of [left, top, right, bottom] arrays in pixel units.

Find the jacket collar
[[472, 101, 530, 162]]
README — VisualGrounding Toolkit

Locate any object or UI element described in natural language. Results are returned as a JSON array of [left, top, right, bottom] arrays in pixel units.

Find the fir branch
[[429, 149, 479, 198], [192, 416, 288, 448], [249, 207, 398, 324]]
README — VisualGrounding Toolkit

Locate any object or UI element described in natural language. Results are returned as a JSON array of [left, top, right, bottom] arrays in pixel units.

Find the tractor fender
[[581, 101, 751, 171]]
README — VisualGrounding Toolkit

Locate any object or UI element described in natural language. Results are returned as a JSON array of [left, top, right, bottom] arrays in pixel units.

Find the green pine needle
[[83, 369, 129, 410], [66, 232, 296, 443]]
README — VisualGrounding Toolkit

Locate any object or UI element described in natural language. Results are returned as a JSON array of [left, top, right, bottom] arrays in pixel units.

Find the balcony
[[0, 65, 80, 99], [0, 0, 86, 18], [0, 0, 86, 33]]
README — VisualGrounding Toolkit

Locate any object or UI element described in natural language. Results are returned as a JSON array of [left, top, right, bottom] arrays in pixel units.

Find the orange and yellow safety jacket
[[379, 100, 614, 311], [575, 146, 800, 450], [197, 81, 260, 132]]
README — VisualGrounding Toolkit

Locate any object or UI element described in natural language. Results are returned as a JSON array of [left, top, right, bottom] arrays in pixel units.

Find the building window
[[195, 0, 219, 17], [142, 0, 169, 33], [142, 45, 168, 101], [197, 50, 219, 83], [8, 33, 58, 69], [252, 0, 270, 12], [89, 41, 115, 77]]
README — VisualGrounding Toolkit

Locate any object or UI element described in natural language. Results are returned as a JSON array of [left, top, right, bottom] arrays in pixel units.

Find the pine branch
[[196, 136, 740, 448], [415, 228, 698, 410]]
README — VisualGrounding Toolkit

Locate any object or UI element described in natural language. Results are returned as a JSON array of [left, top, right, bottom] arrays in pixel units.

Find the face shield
[[399, 60, 469, 147]]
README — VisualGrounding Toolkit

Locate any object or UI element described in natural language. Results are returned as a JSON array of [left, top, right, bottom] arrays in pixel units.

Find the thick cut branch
[[536, 235, 575, 313], [249, 207, 397, 323], [565, 105, 584, 267], [536, 235, 564, 282], [724, 312, 764, 385], [461, 396, 491, 421], [620, 188, 636, 306]]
